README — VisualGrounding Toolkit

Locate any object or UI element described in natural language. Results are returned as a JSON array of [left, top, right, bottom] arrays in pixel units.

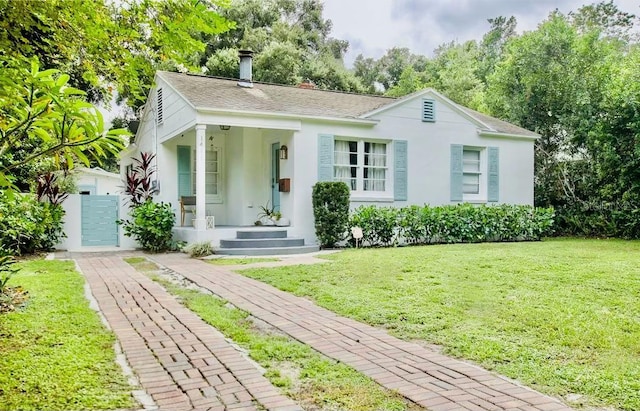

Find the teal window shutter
[[177, 145, 192, 197], [394, 140, 408, 201], [487, 146, 499, 202], [450, 144, 463, 201], [422, 99, 435, 122], [317, 134, 334, 182]]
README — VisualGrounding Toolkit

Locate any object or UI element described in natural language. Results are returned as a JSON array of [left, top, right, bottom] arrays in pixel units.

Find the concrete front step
[[220, 237, 305, 249], [236, 229, 288, 239], [216, 245, 320, 256]]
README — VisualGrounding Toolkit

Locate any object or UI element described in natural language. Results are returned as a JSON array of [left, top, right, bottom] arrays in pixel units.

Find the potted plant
[[273, 211, 290, 226], [257, 202, 276, 225], [257, 203, 290, 226]]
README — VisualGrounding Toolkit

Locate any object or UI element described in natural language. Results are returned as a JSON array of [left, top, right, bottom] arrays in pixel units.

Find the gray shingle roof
[[158, 71, 394, 119], [158, 71, 537, 137], [459, 106, 539, 138]]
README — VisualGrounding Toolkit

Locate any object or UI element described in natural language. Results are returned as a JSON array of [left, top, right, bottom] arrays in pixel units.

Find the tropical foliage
[[0, 0, 233, 108], [0, 192, 66, 255], [118, 152, 175, 252], [0, 58, 128, 190]]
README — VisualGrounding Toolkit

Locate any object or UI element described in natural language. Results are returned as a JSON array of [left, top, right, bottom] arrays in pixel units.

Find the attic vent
[[422, 98, 435, 122], [156, 88, 164, 124]]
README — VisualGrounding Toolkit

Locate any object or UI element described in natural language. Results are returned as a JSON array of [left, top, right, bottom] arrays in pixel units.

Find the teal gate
[[81, 195, 119, 246]]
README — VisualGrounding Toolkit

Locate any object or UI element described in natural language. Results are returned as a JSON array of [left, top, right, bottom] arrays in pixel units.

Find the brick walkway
[[150, 253, 574, 411], [77, 255, 301, 411]]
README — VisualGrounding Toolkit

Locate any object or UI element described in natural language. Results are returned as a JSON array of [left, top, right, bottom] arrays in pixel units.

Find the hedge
[[348, 203, 555, 247]]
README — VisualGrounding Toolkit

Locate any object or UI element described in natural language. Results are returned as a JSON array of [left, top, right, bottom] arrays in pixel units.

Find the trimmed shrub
[[350, 205, 399, 247], [0, 193, 66, 255], [312, 182, 350, 248], [348, 203, 555, 247], [118, 200, 175, 252]]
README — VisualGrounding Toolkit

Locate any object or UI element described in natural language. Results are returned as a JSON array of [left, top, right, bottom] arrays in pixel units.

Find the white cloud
[[322, 0, 640, 66]]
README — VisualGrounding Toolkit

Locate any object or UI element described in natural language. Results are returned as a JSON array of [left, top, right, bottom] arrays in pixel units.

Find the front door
[[271, 142, 280, 211]]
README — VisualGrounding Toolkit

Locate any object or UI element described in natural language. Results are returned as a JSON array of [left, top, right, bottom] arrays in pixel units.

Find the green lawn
[[0, 260, 136, 411], [241, 238, 640, 410], [124, 258, 419, 411]]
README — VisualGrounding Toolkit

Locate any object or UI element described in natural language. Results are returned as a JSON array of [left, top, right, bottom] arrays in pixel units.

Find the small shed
[[74, 166, 121, 195]]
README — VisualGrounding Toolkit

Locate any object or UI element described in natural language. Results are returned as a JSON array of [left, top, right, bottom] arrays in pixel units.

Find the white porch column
[[194, 124, 207, 230]]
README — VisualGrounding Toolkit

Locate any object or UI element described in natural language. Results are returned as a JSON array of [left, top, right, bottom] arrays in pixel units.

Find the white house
[[121, 52, 538, 253]]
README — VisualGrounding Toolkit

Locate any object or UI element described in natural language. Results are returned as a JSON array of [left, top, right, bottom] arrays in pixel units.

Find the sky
[[322, 0, 640, 66]]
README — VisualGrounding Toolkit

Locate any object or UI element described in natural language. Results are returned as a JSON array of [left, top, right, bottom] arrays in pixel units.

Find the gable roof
[[74, 166, 120, 179], [157, 71, 537, 138], [362, 88, 539, 138], [458, 106, 539, 138], [157, 71, 394, 119]]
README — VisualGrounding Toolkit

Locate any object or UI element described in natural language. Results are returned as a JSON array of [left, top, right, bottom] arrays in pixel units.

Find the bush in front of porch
[[312, 182, 350, 249]]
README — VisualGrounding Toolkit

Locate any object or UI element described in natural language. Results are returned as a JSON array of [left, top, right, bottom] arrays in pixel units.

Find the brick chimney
[[298, 79, 316, 89], [238, 50, 253, 88]]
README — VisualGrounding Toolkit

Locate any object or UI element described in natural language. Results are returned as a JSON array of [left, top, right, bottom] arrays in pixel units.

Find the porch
[[155, 121, 297, 231]]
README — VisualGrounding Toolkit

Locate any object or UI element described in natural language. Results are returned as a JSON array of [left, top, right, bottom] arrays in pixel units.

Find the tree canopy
[[0, 0, 232, 189], [203, 0, 364, 91], [0, 0, 233, 109]]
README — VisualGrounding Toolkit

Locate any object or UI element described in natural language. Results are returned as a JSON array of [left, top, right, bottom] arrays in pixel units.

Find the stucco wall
[[56, 194, 137, 251]]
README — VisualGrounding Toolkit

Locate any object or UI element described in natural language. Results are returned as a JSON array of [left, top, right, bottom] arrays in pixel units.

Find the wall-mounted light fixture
[[279, 145, 288, 160], [219, 125, 231, 131]]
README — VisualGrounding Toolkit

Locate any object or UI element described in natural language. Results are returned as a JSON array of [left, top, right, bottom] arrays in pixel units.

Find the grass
[[0, 260, 136, 411], [205, 257, 280, 265], [126, 258, 419, 411], [240, 238, 640, 411]]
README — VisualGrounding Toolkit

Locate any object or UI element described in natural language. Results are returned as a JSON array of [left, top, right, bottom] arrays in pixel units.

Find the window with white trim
[[334, 140, 387, 192], [192, 148, 222, 202], [462, 147, 485, 200]]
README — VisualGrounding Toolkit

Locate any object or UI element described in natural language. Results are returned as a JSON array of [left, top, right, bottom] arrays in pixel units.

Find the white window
[[463, 149, 480, 194], [462, 147, 485, 201], [334, 140, 387, 193], [192, 148, 222, 202]]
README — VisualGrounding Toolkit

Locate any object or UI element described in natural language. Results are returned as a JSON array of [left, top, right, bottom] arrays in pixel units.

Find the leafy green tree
[[204, 0, 363, 91], [569, 0, 637, 39], [0, 57, 128, 190], [254, 41, 304, 84], [477, 16, 517, 83], [353, 55, 380, 94], [385, 66, 426, 97], [0, 0, 233, 108], [425, 41, 485, 108]]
